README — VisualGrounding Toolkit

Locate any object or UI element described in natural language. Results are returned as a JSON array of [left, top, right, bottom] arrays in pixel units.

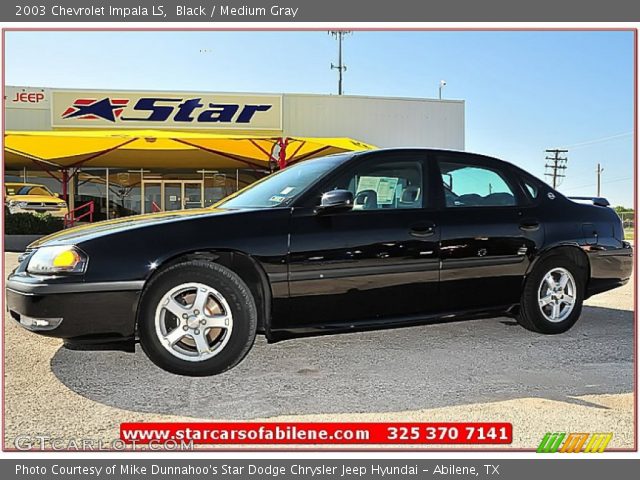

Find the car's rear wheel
[[138, 260, 257, 376], [517, 255, 585, 334]]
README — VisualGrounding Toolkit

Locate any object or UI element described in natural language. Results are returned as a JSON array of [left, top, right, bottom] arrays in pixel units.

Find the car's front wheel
[[138, 260, 257, 376], [517, 255, 585, 334]]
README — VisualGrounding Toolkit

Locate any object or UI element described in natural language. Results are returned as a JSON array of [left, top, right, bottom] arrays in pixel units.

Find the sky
[[4, 30, 635, 207]]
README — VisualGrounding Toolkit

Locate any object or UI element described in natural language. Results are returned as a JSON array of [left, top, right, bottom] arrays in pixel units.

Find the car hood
[[7, 194, 64, 204], [28, 207, 244, 248]]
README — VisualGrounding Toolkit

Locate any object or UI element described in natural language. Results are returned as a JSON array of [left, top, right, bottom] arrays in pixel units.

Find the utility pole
[[544, 149, 569, 189], [596, 163, 604, 197], [329, 31, 351, 95]]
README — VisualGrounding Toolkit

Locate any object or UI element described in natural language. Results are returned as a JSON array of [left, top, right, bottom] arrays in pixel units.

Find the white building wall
[[4, 87, 465, 150], [5, 86, 50, 131], [283, 94, 465, 149]]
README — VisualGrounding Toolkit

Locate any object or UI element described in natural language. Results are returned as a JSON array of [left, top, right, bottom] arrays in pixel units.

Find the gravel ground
[[3, 252, 635, 450]]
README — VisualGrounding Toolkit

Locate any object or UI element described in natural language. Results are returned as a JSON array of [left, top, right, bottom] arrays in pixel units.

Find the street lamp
[[439, 80, 447, 100]]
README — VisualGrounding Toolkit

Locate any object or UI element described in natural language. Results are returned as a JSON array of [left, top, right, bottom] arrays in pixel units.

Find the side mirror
[[316, 189, 354, 214], [54, 193, 60, 198]]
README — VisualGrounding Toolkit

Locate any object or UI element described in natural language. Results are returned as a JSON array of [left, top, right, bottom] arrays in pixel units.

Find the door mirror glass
[[316, 189, 354, 213]]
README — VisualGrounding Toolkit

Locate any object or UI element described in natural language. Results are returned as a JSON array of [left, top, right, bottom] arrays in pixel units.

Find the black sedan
[[6, 149, 633, 376]]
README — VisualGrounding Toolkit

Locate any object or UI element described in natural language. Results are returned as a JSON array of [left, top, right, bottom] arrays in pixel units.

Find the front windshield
[[219, 154, 350, 209], [6, 185, 54, 196], [19, 186, 54, 196]]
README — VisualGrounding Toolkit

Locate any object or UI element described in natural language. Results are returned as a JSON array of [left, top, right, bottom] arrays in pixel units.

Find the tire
[[138, 260, 257, 376], [517, 254, 585, 334]]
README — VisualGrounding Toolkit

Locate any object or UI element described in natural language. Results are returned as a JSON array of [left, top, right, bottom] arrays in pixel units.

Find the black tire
[[138, 260, 257, 376], [517, 254, 585, 334]]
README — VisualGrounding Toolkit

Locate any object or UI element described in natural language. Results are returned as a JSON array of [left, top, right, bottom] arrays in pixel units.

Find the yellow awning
[[4, 130, 376, 171]]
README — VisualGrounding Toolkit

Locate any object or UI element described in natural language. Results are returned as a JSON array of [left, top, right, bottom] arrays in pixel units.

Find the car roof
[[351, 148, 545, 185], [353, 147, 512, 166]]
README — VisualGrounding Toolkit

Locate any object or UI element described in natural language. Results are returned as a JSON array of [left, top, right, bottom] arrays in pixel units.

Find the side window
[[440, 160, 517, 208], [522, 179, 539, 200], [323, 157, 424, 210]]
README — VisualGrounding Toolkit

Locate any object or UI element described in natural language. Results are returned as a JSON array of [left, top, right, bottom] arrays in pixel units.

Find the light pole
[[596, 163, 604, 197], [329, 31, 351, 95], [439, 80, 447, 100]]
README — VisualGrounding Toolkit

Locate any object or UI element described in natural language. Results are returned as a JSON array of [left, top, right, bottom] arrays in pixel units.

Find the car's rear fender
[[524, 243, 591, 293]]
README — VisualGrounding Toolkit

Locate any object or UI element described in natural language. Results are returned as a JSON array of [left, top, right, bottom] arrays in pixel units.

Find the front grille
[[24, 202, 64, 210]]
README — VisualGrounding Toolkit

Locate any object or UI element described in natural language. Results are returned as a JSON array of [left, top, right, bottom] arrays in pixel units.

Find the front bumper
[[7, 206, 68, 218], [6, 275, 143, 342]]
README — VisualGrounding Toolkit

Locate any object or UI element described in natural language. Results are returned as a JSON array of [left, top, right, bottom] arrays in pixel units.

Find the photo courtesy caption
[[15, 464, 417, 477]]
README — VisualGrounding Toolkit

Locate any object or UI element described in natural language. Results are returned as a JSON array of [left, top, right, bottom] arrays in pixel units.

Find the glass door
[[163, 183, 182, 211], [143, 182, 162, 214], [183, 182, 204, 209], [142, 180, 204, 213]]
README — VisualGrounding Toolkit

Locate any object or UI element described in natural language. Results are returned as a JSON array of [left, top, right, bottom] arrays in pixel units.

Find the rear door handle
[[410, 222, 436, 238], [519, 220, 540, 231]]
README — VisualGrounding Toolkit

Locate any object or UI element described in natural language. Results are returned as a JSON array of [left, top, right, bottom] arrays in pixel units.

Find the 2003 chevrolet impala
[[7, 149, 633, 376]]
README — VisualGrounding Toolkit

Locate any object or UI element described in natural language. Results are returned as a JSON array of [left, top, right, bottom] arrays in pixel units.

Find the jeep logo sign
[[52, 90, 283, 130]]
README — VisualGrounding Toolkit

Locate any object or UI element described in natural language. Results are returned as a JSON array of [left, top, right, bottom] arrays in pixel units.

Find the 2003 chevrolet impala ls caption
[[6, 149, 632, 376]]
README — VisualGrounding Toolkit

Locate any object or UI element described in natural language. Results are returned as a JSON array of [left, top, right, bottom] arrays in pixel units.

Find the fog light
[[18, 314, 62, 331]]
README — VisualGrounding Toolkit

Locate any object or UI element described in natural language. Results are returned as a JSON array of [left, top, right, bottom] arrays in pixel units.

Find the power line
[[562, 177, 629, 191], [556, 131, 632, 150], [545, 149, 568, 189]]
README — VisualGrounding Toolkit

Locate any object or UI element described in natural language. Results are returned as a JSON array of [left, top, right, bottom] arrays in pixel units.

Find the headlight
[[26, 246, 88, 275], [8, 200, 27, 208]]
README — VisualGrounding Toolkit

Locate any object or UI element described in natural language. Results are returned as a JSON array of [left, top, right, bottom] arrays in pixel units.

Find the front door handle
[[519, 220, 540, 231], [410, 222, 436, 238]]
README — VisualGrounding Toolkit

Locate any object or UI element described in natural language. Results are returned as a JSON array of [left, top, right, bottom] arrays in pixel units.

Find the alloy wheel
[[537, 267, 576, 323], [154, 282, 233, 362]]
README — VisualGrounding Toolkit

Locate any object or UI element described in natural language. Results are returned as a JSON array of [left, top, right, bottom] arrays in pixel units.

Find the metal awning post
[[105, 167, 110, 220], [61, 169, 69, 201], [68, 170, 77, 211], [278, 137, 290, 170]]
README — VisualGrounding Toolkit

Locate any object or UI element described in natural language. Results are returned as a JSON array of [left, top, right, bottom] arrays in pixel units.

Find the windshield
[[6, 185, 54, 196], [219, 155, 350, 209]]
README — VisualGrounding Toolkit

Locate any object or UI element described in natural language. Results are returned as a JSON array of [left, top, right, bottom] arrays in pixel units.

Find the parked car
[[6, 149, 633, 376], [5, 182, 68, 218]]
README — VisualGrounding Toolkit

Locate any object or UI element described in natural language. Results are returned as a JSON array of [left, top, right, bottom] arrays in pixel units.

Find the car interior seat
[[482, 192, 515, 206], [456, 193, 484, 206], [399, 186, 421, 208], [354, 189, 378, 210]]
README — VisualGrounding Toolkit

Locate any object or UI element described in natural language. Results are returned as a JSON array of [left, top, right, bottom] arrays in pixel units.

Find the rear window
[[522, 179, 539, 200], [440, 161, 517, 208]]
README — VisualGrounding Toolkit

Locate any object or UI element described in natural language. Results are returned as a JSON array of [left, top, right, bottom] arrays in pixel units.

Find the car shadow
[[50, 305, 633, 420]]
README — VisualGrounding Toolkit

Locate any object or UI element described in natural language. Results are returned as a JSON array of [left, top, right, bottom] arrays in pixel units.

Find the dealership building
[[4, 85, 465, 221]]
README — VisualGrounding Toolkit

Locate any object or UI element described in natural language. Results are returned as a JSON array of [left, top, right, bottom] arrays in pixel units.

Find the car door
[[435, 152, 544, 312], [285, 151, 441, 329]]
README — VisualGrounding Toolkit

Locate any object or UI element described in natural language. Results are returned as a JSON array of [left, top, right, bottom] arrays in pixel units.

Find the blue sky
[[5, 30, 635, 207]]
